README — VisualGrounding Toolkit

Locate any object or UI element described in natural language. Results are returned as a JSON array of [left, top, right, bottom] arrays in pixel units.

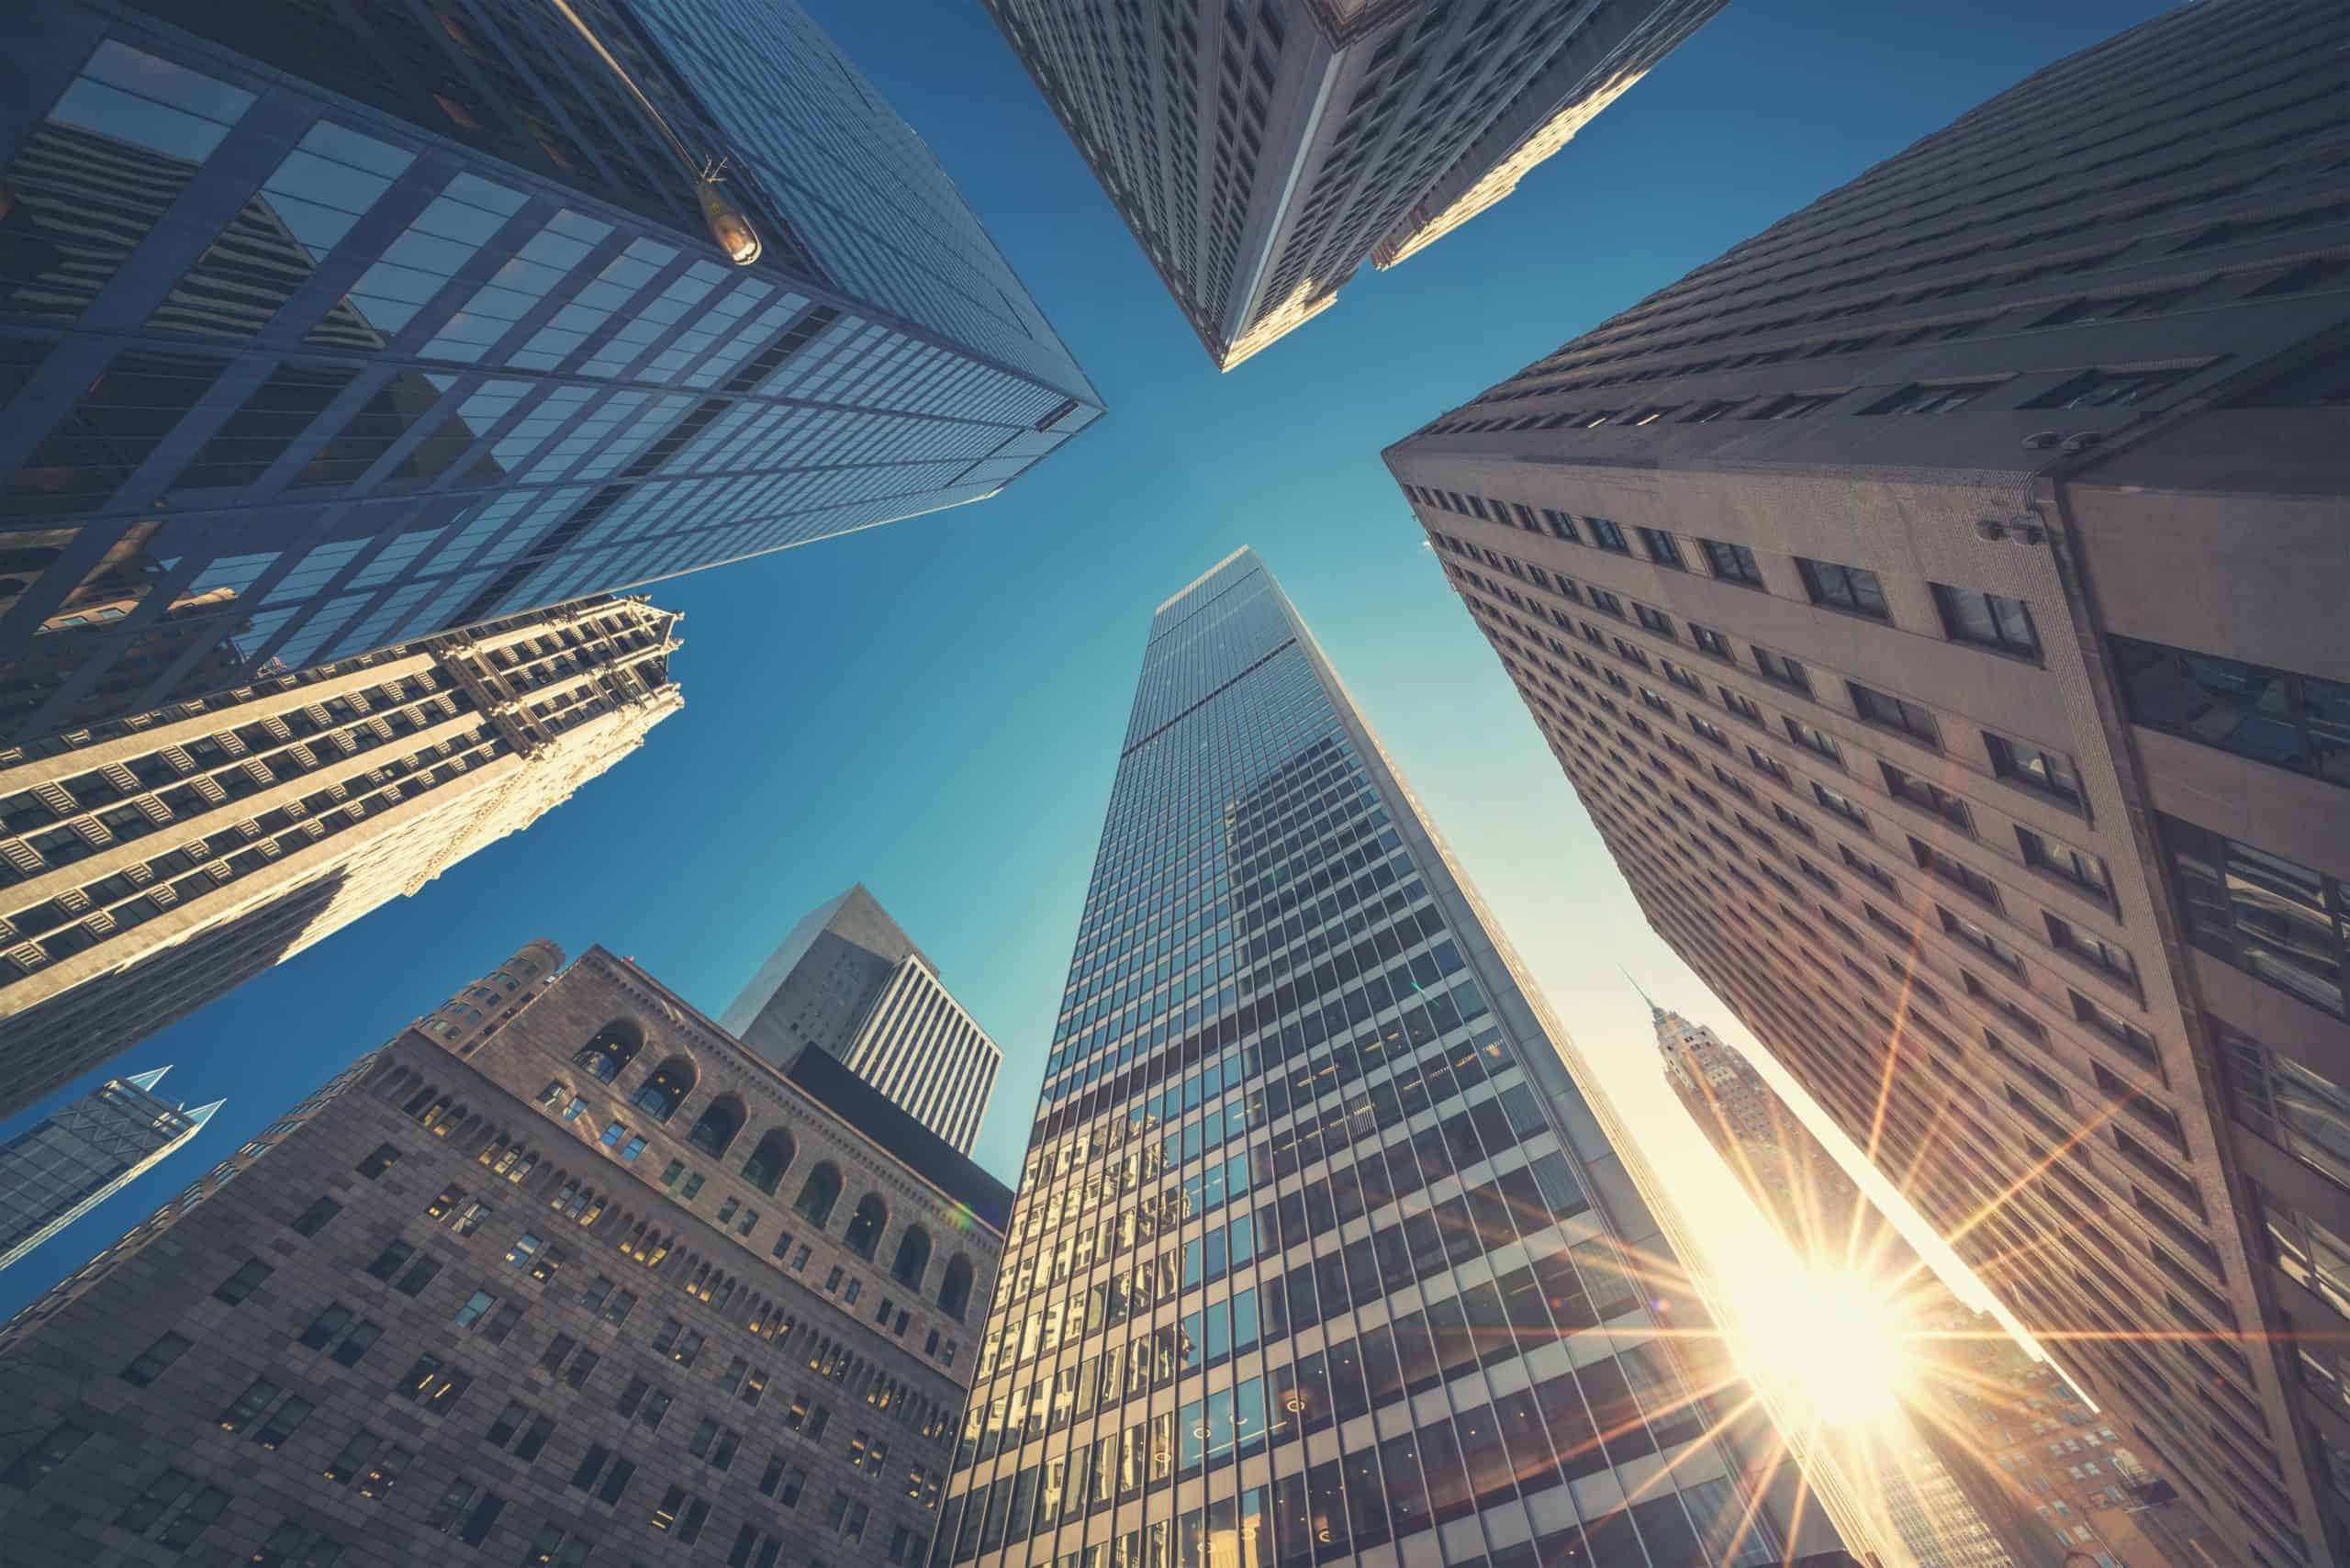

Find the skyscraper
[[723, 885, 1005, 1155], [981, 0, 1725, 370], [0, 594, 680, 1120], [0, 1065, 219, 1272], [934, 548, 1842, 1567], [0, 0, 1100, 742], [0, 939, 1009, 1568], [1383, 3, 2350, 1562]]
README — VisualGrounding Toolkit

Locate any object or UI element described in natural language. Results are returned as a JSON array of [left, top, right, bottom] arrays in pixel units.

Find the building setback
[[933, 548, 1844, 1568], [0, 595, 680, 1120], [0, 1066, 220, 1273], [724, 885, 1006, 1156], [981, 0, 1724, 370], [1383, 2, 2350, 1562], [0, 939, 1010, 1568], [0, 0, 1101, 743]]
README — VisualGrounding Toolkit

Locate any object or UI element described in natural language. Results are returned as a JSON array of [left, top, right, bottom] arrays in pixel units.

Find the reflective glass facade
[[0, 0, 1101, 741], [934, 550, 1812, 1568]]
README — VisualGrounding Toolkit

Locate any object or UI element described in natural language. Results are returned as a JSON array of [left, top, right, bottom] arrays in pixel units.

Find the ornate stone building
[[0, 596, 679, 1118], [0, 938, 1009, 1568]]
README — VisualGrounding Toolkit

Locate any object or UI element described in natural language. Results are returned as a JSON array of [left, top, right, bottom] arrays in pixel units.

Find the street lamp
[[544, 0, 761, 265]]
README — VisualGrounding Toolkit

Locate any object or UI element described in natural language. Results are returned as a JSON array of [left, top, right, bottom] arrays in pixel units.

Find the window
[[1813, 782, 1868, 827], [1881, 764, 1970, 829], [394, 1255, 442, 1295], [2161, 814, 2345, 1018], [1691, 623, 1732, 660], [216, 1377, 282, 1434], [122, 1330, 193, 1385], [213, 1259, 272, 1304], [1941, 907, 2023, 972], [0, 1422, 91, 1489], [2222, 1020, 2350, 1195], [2019, 829, 2109, 897], [1751, 647, 1810, 694], [1866, 379, 2003, 415], [795, 1162, 843, 1226], [355, 1143, 401, 1178], [330, 1319, 383, 1367], [1633, 603, 1674, 638], [1636, 529, 1684, 568], [1585, 517, 1629, 553], [1933, 583, 2040, 657], [1847, 681, 1938, 745], [2071, 991, 2159, 1070], [1783, 718, 1841, 763], [1699, 539, 1762, 587], [118, 1466, 194, 1529], [289, 1196, 341, 1237], [1689, 715, 1729, 749], [1910, 837, 1999, 906], [2047, 916, 2138, 987], [2110, 634, 2348, 788], [1752, 390, 1841, 420], [1796, 558, 1890, 619], [2026, 365, 2193, 409], [252, 1394, 312, 1450], [1986, 733, 2083, 805]]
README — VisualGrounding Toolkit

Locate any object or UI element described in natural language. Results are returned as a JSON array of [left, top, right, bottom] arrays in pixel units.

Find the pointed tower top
[[122, 1066, 171, 1092], [180, 1099, 226, 1132], [1618, 966, 1662, 1019]]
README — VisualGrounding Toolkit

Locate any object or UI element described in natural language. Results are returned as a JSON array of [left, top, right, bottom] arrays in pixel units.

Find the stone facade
[[0, 939, 1007, 1568]]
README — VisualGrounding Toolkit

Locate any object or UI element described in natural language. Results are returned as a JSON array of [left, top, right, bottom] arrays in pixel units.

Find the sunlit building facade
[[0, 0, 1101, 742], [724, 885, 1005, 1155], [933, 548, 1842, 1567], [1384, 3, 2350, 1563], [0, 1065, 219, 1273], [980, 0, 1724, 369], [0, 940, 1006, 1567], [0, 595, 680, 1121]]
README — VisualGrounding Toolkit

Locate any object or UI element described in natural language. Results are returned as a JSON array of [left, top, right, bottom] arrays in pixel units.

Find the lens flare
[[1733, 1268, 1912, 1429]]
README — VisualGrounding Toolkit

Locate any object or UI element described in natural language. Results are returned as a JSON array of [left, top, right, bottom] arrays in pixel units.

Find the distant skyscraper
[[934, 548, 1842, 1568], [722, 885, 1004, 1155], [0, 938, 1007, 1568], [1385, 4, 2350, 1562], [0, 1066, 219, 1272], [0, 595, 680, 1119], [0, 0, 1100, 741], [981, 0, 1724, 369]]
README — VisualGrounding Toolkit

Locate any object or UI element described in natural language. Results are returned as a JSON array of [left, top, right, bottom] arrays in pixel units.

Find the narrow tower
[[0, 1067, 220, 1271]]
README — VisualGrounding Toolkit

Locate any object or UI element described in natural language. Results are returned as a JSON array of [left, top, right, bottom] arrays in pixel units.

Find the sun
[[1733, 1268, 1913, 1429]]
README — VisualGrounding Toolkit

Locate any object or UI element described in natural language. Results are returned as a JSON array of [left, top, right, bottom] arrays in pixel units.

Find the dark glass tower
[[0, 0, 1100, 741], [934, 550, 1840, 1567]]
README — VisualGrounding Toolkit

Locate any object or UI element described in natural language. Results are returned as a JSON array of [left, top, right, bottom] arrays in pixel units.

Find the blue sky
[[0, 0, 2179, 1324]]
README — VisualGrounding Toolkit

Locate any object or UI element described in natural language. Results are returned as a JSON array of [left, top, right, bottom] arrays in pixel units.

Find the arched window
[[686, 1093, 744, 1158], [630, 1055, 696, 1123], [937, 1254, 974, 1322], [794, 1162, 842, 1227], [842, 1193, 887, 1260], [573, 1021, 643, 1083], [741, 1129, 795, 1196], [890, 1226, 932, 1289]]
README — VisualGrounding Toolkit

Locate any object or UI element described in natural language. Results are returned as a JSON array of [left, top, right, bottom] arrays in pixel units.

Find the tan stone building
[[980, 0, 1726, 370], [0, 938, 1009, 1567], [1383, 1, 2350, 1562], [0, 595, 681, 1119]]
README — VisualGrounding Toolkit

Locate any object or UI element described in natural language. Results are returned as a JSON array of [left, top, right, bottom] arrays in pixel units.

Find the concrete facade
[[0, 938, 1007, 1568], [1383, 3, 2350, 1562], [0, 595, 680, 1119], [980, 0, 1725, 370], [0, 0, 1100, 742], [724, 886, 1005, 1155]]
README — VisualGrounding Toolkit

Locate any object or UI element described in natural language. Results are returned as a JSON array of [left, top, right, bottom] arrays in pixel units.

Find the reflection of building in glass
[[0, 1066, 218, 1273], [983, 0, 1726, 369], [935, 549, 1846, 1566], [722, 884, 1004, 1155], [0, 2, 1100, 742], [0, 940, 1007, 1566], [0, 596, 679, 1118], [1386, 4, 2350, 1562]]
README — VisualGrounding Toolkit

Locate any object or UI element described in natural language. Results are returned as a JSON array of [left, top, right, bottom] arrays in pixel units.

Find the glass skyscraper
[[0, 0, 1101, 741], [934, 550, 1838, 1567]]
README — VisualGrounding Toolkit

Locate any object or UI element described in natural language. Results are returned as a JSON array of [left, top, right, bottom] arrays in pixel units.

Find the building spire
[[1620, 965, 1663, 1019]]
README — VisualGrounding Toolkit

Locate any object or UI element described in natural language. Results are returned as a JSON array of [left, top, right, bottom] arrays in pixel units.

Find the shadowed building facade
[[0, 1065, 220, 1273], [724, 885, 1006, 1156], [933, 549, 1843, 1567], [1383, 2, 2350, 1562], [0, 939, 1008, 1567], [0, 595, 680, 1120], [981, 0, 1725, 370], [0, 0, 1100, 742]]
